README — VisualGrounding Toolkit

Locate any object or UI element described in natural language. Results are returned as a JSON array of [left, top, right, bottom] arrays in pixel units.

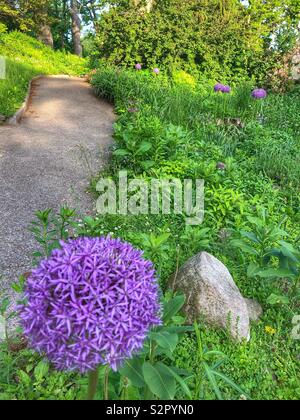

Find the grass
[[0, 31, 87, 117]]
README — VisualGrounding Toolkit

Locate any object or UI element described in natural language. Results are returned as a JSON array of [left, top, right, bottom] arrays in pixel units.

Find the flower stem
[[87, 368, 99, 400], [103, 365, 110, 400]]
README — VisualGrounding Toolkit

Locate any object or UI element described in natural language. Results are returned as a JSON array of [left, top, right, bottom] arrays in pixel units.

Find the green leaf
[[257, 268, 295, 279], [240, 231, 260, 243], [212, 370, 250, 399], [157, 363, 192, 400], [266, 293, 290, 305], [18, 370, 31, 387], [247, 262, 262, 278], [230, 239, 259, 256], [203, 363, 223, 401], [142, 362, 176, 400], [34, 361, 49, 382], [136, 141, 152, 156], [150, 331, 178, 352], [140, 160, 155, 170], [113, 148, 130, 157], [120, 358, 145, 388], [163, 295, 185, 322]]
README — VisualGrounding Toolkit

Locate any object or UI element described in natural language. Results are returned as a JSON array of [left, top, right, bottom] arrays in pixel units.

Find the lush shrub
[[95, 0, 282, 84]]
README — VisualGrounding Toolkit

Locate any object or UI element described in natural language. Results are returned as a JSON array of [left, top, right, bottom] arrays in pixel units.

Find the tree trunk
[[131, 0, 156, 12], [70, 0, 82, 57], [145, 0, 156, 13], [38, 25, 54, 49]]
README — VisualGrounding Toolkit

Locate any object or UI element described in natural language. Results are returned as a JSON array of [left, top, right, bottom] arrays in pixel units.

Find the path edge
[[6, 75, 43, 126]]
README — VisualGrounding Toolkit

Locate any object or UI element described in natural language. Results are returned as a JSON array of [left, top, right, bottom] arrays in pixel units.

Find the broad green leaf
[[140, 160, 155, 170], [266, 293, 290, 305], [157, 363, 192, 400], [257, 268, 295, 279], [142, 362, 176, 400], [163, 295, 185, 322], [34, 361, 49, 382], [230, 239, 259, 256], [136, 141, 152, 155], [150, 331, 178, 352], [113, 148, 130, 157], [240, 231, 260, 243], [18, 370, 31, 387], [120, 358, 145, 388], [247, 262, 262, 278]]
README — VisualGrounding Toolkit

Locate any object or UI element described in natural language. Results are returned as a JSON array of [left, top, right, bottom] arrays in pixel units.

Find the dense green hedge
[[94, 0, 287, 84]]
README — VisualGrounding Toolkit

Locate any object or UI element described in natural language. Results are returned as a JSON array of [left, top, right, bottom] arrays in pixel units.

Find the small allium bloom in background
[[216, 162, 226, 171], [135, 63, 142, 70], [153, 68, 160, 74], [19, 237, 161, 373], [252, 88, 267, 99], [128, 107, 139, 113], [222, 85, 231, 94], [214, 83, 231, 94], [214, 83, 224, 92]]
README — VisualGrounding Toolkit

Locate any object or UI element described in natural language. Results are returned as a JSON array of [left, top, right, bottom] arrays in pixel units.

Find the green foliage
[[90, 66, 300, 400], [0, 31, 87, 117], [95, 0, 300, 83]]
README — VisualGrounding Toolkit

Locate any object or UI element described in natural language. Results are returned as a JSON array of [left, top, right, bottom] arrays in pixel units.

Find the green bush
[[95, 0, 280, 84]]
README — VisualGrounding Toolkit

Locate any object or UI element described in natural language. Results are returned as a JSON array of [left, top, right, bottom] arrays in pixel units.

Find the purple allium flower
[[252, 88, 267, 99], [214, 83, 224, 92], [222, 85, 231, 94], [216, 162, 226, 171], [135, 63, 142, 70], [153, 68, 160, 74], [128, 107, 139, 113], [214, 83, 231, 94], [19, 237, 161, 373]]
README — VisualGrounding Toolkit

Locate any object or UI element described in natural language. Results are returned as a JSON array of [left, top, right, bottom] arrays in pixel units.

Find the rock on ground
[[171, 251, 251, 341], [0, 76, 115, 301]]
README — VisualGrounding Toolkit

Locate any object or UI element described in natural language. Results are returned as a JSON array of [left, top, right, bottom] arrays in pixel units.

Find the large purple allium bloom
[[135, 63, 142, 70], [153, 68, 160, 74], [252, 88, 267, 99], [19, 237, 161, 373]]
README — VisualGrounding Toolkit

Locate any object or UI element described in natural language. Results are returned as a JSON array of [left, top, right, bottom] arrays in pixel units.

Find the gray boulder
[[170, 252, 250, 341], [245, 298, 263, 322]]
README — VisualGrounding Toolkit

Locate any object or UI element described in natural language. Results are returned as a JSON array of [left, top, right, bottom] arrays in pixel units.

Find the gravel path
[[0, 76, 114, 294]]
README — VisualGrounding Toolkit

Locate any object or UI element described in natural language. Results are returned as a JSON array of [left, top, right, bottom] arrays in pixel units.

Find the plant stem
[[86, 368, 99, 400], [103, 365, 110, 400]]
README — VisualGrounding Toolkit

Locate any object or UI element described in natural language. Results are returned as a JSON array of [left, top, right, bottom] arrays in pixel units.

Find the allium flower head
[[222, 85, 231, 94], [153, 68, 160, 74], [252, 88, 267, 99], [214, 83, 224, 92], [216, 162, 226, 171], [19, 237, 161, 373], [214, 83, 231, 94], [135, 63, 142, 70]]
